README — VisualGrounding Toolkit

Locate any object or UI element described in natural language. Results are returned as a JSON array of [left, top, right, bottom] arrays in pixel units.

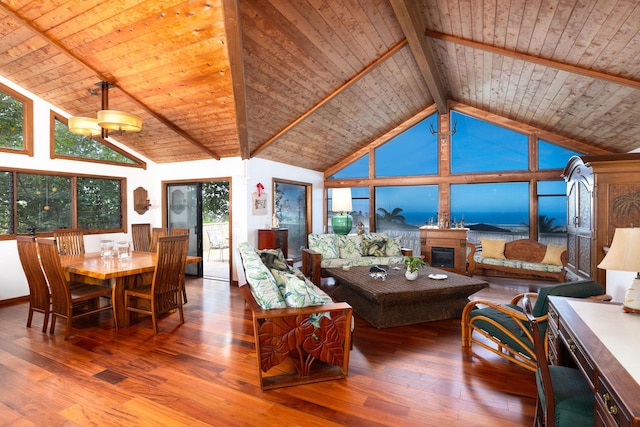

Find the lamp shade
[[68, 116, 102, 136], [332, 188, 352, 213], [97, 110, 142, 132], [597, 228, 640, 272]]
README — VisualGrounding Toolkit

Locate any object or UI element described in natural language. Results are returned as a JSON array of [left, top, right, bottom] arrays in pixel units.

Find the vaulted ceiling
[[1, 0, 639, 172]]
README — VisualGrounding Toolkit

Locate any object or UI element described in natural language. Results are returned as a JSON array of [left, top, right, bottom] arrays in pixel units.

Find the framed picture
[[252, 191, 268, 215]]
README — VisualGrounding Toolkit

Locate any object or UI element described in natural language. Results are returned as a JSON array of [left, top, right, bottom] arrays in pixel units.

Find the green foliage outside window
[[16, 173, 72, 233], [0, 91, 24, 150], [202, 181, 229, 223], [77, 177, 122, 230], [0, 172, 13, 234], [53, 117, 136, 164]]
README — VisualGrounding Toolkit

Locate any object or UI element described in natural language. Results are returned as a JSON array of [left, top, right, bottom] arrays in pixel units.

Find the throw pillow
[[480, 238, 506, 259], [238, 242, 286, 309], [362, 237, 387, 256], [308, 234, 339, 259], [258, 248, 290, 271], [541, 244, 566, 266], [384, 236, 402, 256], [337, 234, 363, 259], [271, 268, 332, 307]]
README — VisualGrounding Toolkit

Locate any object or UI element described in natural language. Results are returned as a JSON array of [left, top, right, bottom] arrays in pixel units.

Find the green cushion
[[533, 280, 605, 317], [469, 304, 533, 356], [537, 365, 594, 426]]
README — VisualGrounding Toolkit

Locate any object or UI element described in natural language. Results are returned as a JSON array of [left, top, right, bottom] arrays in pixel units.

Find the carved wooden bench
[[236, 249, 353, 390]]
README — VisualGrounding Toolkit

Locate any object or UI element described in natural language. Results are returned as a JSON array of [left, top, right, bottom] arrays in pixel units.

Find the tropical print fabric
[[308, 233, 339, 259], [239, 242, 286, 309], [337, 234, 363, 259]]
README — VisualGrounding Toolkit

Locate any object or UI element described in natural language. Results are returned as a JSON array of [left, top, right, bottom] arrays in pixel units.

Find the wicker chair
[[16, 235, 50, 332], [37, 238, 113, 340], [53, 228, 85, 255], [124, 235, 188, 333], [523, 294, 594, 426], [461, 280, 609, 372], [131, 223, 151, 252]]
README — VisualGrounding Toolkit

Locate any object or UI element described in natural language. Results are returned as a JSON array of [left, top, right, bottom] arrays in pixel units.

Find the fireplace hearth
[[420, 227, 468, 275], [431, 246, 455, 268]]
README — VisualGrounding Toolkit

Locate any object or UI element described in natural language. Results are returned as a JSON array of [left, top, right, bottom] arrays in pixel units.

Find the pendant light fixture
[[68, 82, 142, 138]]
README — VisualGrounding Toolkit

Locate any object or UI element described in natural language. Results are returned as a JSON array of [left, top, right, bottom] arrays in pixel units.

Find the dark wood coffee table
[[326, 265, 488, 328]]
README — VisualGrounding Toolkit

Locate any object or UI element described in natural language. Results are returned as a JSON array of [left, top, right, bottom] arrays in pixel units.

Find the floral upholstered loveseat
[[236, 242, 352, 390], [301, 233, 412, 285]]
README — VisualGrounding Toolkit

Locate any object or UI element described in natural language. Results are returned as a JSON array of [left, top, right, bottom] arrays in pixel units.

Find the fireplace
[[431, 246, 455, 268]]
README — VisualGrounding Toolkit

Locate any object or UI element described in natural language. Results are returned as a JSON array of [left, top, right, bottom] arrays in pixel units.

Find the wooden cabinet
[[419, 227, 468, 275], [563, 154, 640, 287], [258, 229, 288, 257]]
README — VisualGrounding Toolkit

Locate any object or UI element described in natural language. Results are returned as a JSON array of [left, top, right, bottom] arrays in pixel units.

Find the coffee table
[[326, 265, 488, 328]]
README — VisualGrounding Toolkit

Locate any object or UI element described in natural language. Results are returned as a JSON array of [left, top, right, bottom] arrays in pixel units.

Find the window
[[451, 182, 530, 240], [0, 83, 33, 155], [327, 155, 369, 180], [538, 140, 580, 169], [51, 113, 145, 168], [2, 169, 125, 236], [274, 179, 311, 258], [375, 116, 439, 177], [450, 111, 528, 173], [537, 180, 567, 245]]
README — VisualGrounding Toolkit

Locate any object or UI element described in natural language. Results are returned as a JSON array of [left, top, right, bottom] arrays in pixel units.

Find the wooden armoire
[[563, 154, 640, 287]]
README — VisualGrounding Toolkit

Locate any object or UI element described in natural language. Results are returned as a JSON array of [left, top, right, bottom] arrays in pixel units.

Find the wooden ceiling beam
[[426, 30, 640, 91], [250, 39, 409, 158], [389, 0, 448, 115], [0, 2, 221, 160]]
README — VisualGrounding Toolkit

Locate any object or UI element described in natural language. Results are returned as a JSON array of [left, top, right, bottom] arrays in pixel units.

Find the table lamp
[[331, 188, 353, 235], [597, 227, 640, 312]]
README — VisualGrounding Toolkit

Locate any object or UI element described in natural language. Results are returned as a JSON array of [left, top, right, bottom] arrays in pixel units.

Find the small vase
[[405, 270, 418, 281]]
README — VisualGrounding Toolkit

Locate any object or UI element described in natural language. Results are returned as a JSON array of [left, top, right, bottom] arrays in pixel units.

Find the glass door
[[166, 183, 201, 276]]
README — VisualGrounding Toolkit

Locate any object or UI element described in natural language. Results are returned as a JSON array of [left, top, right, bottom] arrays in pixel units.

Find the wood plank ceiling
[[0, 0, 639, 171]]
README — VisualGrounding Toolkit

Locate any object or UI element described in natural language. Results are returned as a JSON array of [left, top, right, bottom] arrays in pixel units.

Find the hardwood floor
[[0, 276, 537, 426]]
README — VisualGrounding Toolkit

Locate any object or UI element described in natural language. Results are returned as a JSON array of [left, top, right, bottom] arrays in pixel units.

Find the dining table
[[61, 251, 202, 328]]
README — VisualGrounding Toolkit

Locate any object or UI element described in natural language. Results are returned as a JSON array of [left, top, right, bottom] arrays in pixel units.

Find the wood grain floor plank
[[0, 276, 537, 426]]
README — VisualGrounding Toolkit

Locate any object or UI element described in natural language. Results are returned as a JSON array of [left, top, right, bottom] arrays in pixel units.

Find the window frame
[[1, 167, 127, 239], [0, 82, 34, 156], [50, 111, 146, 169]]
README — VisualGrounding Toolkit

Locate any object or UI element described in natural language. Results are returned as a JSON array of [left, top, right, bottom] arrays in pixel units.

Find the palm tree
[[376, 207, 407, 224], [538, 215, 565, 233]]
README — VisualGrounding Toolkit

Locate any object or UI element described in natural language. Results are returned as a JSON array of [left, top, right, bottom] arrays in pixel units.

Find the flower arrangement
[[404, 255, 427, 273]]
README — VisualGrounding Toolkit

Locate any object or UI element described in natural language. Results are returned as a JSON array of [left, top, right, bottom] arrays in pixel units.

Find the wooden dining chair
[[124, 235, 188, 334], [53, 228, 86, 255], [37, 238, 113, 340], [16, 235, 51, 332], [131, 223, 151, 252], [523, 294, 594, 427], [169, 228, 189, 303], [149, 227, 169, 253]]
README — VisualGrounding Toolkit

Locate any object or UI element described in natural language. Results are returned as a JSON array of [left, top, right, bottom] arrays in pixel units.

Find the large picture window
[[1, 169, 125, 236], [274, 179, 311, 258]]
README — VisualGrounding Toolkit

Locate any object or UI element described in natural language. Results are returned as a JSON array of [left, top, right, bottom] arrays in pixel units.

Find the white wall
[[0, 76, 325, 299]]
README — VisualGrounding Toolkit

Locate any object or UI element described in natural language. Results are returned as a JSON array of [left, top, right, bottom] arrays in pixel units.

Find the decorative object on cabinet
[[597, 227, 640, 312], [331, 188, 353, 235], [133, 186, 151, 215], [563, 153, 640, 286]]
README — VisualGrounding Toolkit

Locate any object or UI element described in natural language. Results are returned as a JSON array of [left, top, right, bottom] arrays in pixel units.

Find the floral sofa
[[467, 238, 567, 282], [236, 242, 352, 390], [301, 233, 412, 285]]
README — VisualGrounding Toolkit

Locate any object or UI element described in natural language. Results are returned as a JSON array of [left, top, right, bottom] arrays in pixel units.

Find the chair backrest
[[150, 227, 169, 253], [16, 235, 50, 312], [36, 238, 72, 316], [532, 280, 605, 317], [53, 228, 85, 255], [131, 223, 151, 252], [152, 235, 189, 315], [170, 228, 189, 236], [524, 294, 556, 425]]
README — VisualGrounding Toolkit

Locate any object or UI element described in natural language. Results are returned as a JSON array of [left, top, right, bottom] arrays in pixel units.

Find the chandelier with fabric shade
[[68, 82, 142, 137]]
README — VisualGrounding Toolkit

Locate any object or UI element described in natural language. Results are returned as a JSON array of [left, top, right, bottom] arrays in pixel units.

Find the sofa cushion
[[362, 236, 387, 256], [385, 236, 402, 256], [271, 268, 333, 308], [480, 238, 506, 259], [541, 243, 566, 266], [258, 248, 290, 272], [337, 234, 363, 259], [239, 242, 286, 309], [308, 234, 339, 259]]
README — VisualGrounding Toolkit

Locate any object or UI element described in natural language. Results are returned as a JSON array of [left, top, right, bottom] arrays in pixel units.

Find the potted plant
[[404, 256, 426, 280]]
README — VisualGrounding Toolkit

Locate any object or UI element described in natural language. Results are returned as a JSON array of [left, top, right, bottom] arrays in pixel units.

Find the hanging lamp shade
[[97, 110, 142, 132], [68, 116, 102, 136]]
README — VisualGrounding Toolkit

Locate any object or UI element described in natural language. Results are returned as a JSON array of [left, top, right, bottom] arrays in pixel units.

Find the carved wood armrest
[[301, 248, 322, 285]]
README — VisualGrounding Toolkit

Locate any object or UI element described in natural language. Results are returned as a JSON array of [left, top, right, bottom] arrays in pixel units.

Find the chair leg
[[64, 315, 72, 340], [42, 310, 50, 333], [181, 280, 188, 305], [26, 306, 34, 328], [50, 314, 57, 334]]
